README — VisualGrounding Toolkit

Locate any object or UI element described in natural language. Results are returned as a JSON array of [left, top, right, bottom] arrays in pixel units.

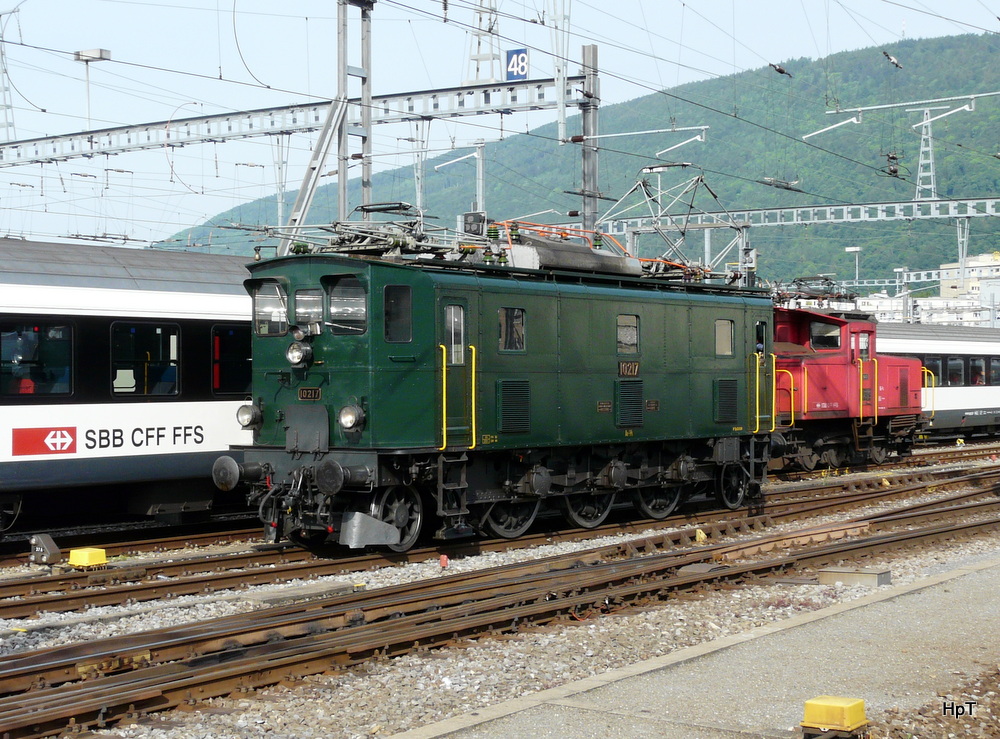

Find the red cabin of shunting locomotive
[[771, 307, 923, 468]]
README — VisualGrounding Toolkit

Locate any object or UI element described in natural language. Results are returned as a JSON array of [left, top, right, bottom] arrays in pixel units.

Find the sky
[[0, 0, 995, 245]]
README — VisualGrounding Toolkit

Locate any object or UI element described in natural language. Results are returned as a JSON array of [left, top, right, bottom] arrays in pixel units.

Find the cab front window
[[327, 275, 367, 335], [253, 281, 288, 336]]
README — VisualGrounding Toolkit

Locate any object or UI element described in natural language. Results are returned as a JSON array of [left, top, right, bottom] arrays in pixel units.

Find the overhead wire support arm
[[277, 97, 348, 257]]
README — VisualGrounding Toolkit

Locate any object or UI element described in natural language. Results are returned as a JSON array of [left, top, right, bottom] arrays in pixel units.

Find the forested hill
[[166, 32, 1000, 288]]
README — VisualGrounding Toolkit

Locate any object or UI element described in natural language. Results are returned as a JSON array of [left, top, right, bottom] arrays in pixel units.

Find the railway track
[[1, 463, 997, 621], [3, 487, 999, 738]]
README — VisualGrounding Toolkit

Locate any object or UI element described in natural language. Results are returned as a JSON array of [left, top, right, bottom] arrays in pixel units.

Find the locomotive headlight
[[338, 404, 366, 431], [236, 403, 262, 429], [286, 341, 313, 367]]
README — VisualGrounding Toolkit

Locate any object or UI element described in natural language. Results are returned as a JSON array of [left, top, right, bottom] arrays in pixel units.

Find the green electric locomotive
[[213, 219, 775, 550]]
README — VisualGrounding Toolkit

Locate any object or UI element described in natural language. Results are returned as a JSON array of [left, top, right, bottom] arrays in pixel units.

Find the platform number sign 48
[[506, 48, 528, 81]]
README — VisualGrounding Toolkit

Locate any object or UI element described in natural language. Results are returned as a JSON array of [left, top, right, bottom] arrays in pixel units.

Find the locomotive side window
[[294, 289, 323, 328], [755, 320, 768, 352], [212, 324, 251, 395], [857, 332, 871, 361], [1, 322, 72, 396], [446, 305, 465, 365], [714, 319, 733, 356], [327, 275, 367, 335], [384, 285, 412, 343], [946, 357, 964, 386], [617, 315, 639, 354], [499, 307, 525, 352], [253, 281, 288, 336], [112, 323, 180, 396], [810, 322, 841, 349]]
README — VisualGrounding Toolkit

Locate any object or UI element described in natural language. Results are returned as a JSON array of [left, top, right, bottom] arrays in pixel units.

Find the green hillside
[[164, 33, 1000, 288]]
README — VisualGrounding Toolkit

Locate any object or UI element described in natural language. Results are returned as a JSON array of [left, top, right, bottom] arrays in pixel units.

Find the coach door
[[439, 298, 477, 450]]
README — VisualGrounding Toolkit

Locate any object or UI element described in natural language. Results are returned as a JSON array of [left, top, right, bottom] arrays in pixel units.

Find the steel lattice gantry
[[0, 77, 586, 169]]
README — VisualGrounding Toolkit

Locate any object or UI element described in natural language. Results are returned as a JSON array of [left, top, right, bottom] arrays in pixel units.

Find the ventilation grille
[[714, 379, 738, 423], [615, 379, 644, 427], [497, 379, 530, 433], [899, 371, 909, 407]]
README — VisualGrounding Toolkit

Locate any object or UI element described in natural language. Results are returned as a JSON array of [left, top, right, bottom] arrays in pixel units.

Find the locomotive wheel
[[715, 463, 749, 510], [562, 493, 615, 528], [798, 452, 820, 471], [631, 486, 682, 520], [369, 486, 423, 552], [821, 445, 848, 468], [868, 444, 889, 465], [483, 498, 541, 539]]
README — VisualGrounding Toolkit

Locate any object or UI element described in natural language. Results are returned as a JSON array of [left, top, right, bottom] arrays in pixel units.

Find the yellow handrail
[[751, 352, 762, 433], [439, 344, 448, 451], [776, 368, 795, 427], [770, 353, 778, 432], [872, 357, 879, 424], [803, 365, 809, 415], [921, 366, 937, 420], [468, 345, 478, 450], [856, 358, 864, 424]]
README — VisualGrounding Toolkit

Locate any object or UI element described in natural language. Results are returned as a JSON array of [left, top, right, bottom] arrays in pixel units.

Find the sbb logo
[[12, 427, 78, 456]]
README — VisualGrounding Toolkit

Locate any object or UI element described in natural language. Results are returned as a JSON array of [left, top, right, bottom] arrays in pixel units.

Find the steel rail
[[3, 512, 1000, 738], [2, 465, 997, 620]]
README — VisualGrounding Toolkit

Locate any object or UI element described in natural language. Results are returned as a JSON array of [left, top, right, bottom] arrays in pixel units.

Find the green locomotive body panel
[[242, 254, 774, 455], [217, 224, 776, 550]]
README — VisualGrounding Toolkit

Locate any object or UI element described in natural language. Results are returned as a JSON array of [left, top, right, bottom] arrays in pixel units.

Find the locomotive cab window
[[252, 281, 288, 336], [325, 275, 367, 335], [294, 289, 323, 329], [854, 332, 871, 361], [112, 323, 180, 396], [810, 322, 841, 349], [755, 320, 768, 353], [499, 307, 525, 352], [617, 315, 639, 355], [384, 285, 412, 343], [714, 319, 733, 356], [1, 322, 72, 396]]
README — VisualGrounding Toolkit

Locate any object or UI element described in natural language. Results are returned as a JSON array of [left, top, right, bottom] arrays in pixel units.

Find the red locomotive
[[771, 308, 923, 470]]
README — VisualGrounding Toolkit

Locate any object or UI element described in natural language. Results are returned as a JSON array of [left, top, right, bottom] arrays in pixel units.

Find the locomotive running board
[[339, 512, 401, 549]]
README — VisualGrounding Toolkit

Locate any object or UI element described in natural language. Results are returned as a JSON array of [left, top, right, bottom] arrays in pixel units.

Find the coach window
[[922, 357, 941, 387], [990, 358, 1000, 385], [112, 323, 180, 396], [617, 315, 639, 354], [252, 281, 288, 336], [970, 357, 987, 385], [499, 307, 525, 352], [384, 285, 412, 343], [810, 321, 841, 349], [326, 275, 367, 335], [946, 357, 965, 386], [212, 324, 251, 395], [714, 319, 733, 356], [1, 323, 72, 396], [294, 289, 323, 329]]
